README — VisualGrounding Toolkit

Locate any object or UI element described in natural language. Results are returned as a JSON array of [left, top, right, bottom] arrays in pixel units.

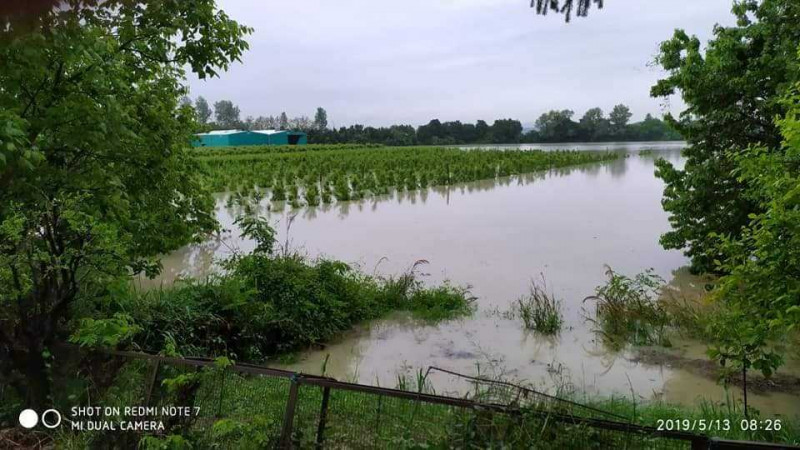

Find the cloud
[[188, 0, 735, 127]]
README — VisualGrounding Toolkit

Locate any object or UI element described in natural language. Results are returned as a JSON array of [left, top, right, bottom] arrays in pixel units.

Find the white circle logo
[[18, 409, 38, 429], [41, 409, 62, 429]]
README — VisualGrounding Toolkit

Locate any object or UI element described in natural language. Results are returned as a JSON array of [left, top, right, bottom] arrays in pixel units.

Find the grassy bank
[[71, 215, 473, 361], [75, 258, 473, 363], [190, 144, 621, 200], [46, 358, 799, 449]]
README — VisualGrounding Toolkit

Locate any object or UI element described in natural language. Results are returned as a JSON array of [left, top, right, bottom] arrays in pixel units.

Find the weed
[[584, 266, 670, 349], [513, 276, 563, 334]]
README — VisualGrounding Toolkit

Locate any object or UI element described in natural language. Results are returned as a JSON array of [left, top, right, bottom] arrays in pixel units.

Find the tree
[[489, 119, 523, 143], [180, 96, 193, 109], [689, 81, 800, 405], [475, 120, 490, 142], [535, 110, 578, 142], [608, 104, 632, 138], [708, 80, 800, 382], [214, 100, 241, 129], [289, 116, 313, 131], [279, 112, 289, 130], [579, 107, 609, 141], [195, 96, 212, 124], [314, 107, 328, 130], [627, 114, 681, 141], [652, 0, 800, 273], [416, 119, 444, 145], [0, 0, 251, 408]]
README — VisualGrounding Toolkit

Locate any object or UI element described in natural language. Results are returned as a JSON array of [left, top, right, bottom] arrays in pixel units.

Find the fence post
[[693, 437, 709, 450], [144, 360, 161, 407], [315, 386, 331, 450], [280, 375, 301, 449], [216, 367, 227, 418]]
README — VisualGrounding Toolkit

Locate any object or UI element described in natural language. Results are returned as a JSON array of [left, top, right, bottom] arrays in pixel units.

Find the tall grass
[[513, 276, 563, 334], [584, 266, 670, 349]]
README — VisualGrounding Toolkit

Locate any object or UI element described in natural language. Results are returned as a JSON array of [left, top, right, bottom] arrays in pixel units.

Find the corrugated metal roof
[[197, 129, 245, 136], [196, 129, 305, 137]]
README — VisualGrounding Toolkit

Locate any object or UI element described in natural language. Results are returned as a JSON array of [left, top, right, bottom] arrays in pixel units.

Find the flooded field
[[143, 143, 800, 417]]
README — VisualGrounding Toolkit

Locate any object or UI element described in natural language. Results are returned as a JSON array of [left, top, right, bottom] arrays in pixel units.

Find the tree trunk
[[7, 341, 52, 411]]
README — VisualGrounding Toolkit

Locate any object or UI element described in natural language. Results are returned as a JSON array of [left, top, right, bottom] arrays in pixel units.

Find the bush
[[79, 218, 474, 361]]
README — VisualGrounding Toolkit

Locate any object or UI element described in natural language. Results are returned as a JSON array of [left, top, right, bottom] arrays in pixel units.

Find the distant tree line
[[185, 96, 329, 132], [187, 97, 680, 144]]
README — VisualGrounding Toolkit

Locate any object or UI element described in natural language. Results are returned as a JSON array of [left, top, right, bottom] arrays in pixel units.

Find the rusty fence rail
[[47, 346, 800, 449]]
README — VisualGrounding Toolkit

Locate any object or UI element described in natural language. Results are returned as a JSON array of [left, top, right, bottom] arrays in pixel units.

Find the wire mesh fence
[[42, 346, 798, 450]]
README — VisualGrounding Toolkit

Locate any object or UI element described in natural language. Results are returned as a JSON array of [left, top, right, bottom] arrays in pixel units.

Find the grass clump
[[513, 277, 563, 334], [378, 260, 475, 322], [409, 284, 474, 321], [584, 266, 670, 349]]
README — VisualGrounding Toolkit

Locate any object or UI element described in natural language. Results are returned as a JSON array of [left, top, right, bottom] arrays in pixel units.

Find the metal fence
[[57, 347, 798, 450]]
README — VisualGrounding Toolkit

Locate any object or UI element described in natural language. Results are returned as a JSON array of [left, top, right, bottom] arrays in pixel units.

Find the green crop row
[[193, 146, 621, 206], [188, 142, 384, 158]]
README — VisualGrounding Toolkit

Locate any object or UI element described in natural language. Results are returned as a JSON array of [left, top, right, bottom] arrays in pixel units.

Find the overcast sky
[[187, 0, 736, 128]]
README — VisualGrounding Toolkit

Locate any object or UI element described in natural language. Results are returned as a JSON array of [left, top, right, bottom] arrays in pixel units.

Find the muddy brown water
[[141, 143, 800, 418]]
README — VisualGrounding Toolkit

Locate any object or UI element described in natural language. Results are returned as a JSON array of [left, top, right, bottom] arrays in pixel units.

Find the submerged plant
[[304, 183, 320, 206], [193, 145, 620, 199], [513, 276, 563, 335], [584, 266, 670, 349]]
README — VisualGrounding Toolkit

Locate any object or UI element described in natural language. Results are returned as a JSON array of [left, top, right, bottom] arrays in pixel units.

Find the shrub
[[80, 218, 474, 361]]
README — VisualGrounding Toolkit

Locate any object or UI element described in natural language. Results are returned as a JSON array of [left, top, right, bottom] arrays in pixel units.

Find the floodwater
[[144, 142, 800, 418], [460, 140, 688, 152]]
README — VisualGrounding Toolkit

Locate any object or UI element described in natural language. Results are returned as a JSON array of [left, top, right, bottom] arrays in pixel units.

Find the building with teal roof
[[192, 129, 307, 147]]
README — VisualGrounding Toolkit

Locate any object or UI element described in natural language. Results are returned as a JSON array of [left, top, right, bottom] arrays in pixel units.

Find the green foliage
[[407, 284, 475, 321], [313, 107, 328, 130], [140, 435, 194, 450], [651, 0, 800, 273], [585, 267, 670, 349], [702, 80, 800, 381], [69, 313, 140, 348], [195, 97, 212, 125], [304, 108, 674, 146], [89, 220, 473, 360], [608, 104, 633, 137], [530, 107, 678, 143], [706, 309, 783, 382], [208, 415, 278, 449], [193, 145, 619, 195], [512, 278, 563, 335], [0, 0, 251, 407], [235, 215, 276, 255], [213, 100, 241, 129], [162, 373, 201, 394], [534, 109, 578, 142], [716, 88, 800, 330]]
